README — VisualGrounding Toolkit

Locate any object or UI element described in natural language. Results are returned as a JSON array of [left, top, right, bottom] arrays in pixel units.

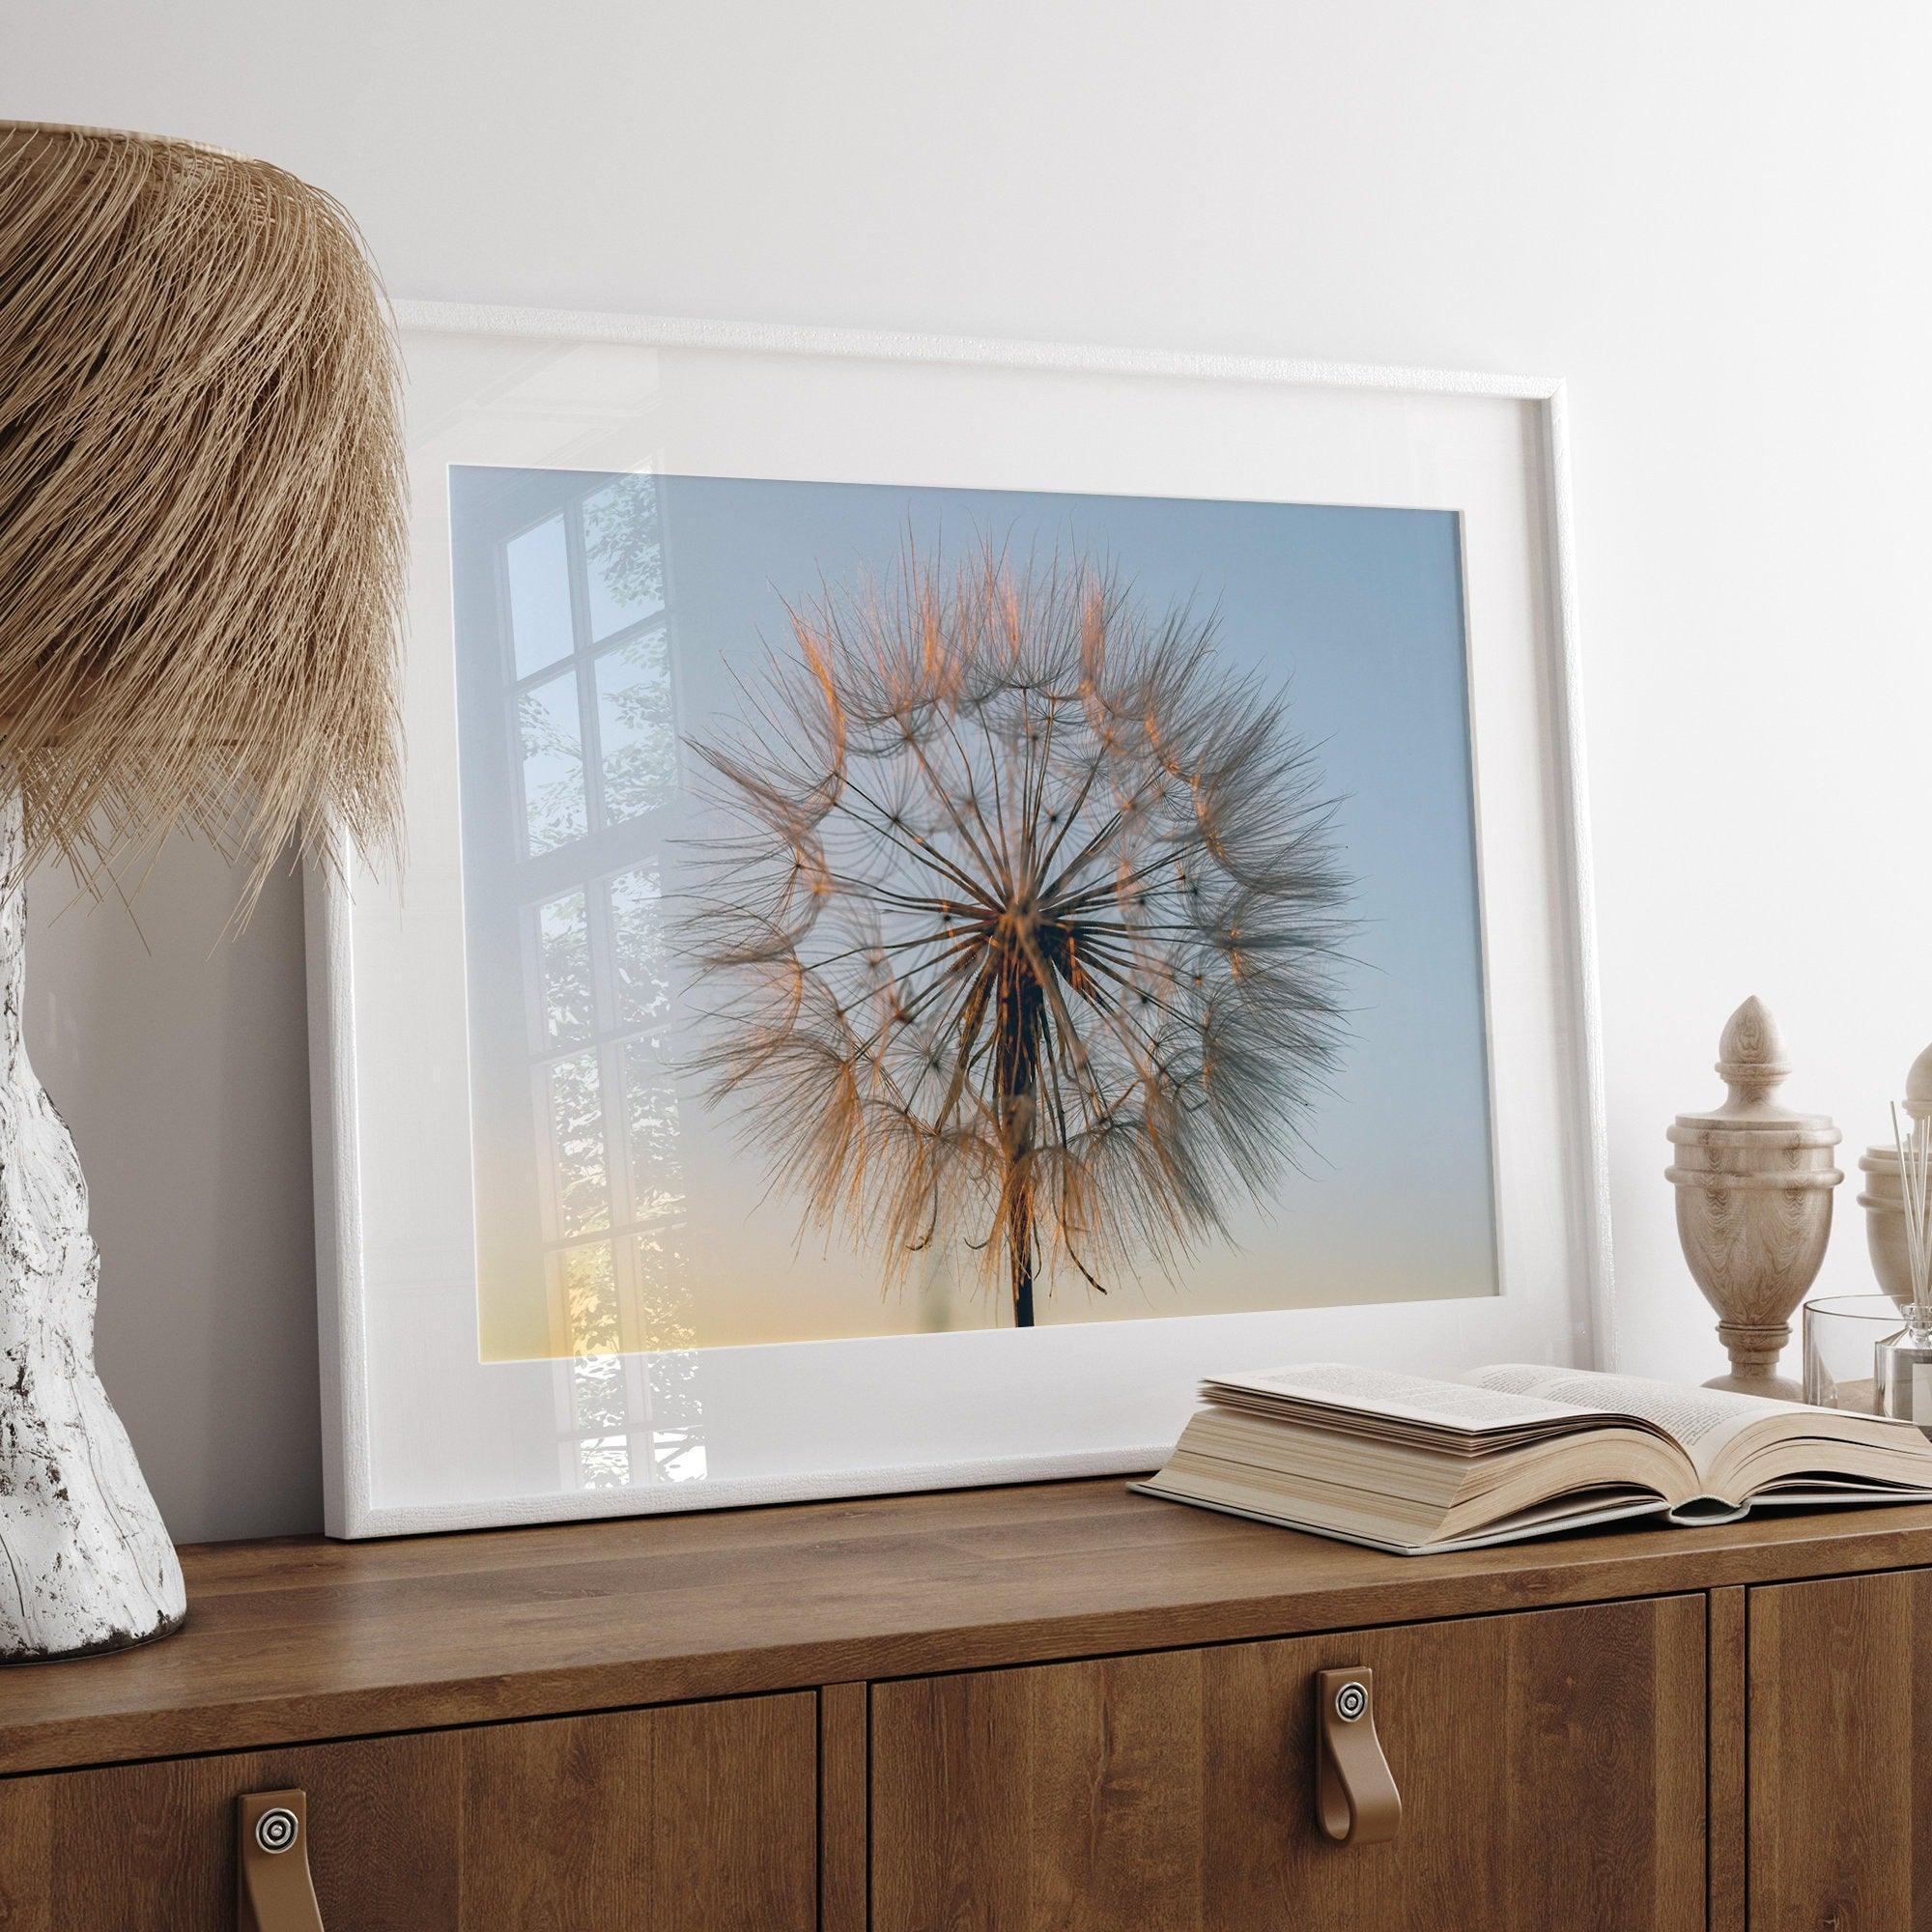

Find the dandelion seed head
[[681, 542, 1354, 1319]]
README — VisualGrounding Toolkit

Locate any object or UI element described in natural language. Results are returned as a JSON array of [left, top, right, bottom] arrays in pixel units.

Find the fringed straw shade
[[0, 122, 405, 895]]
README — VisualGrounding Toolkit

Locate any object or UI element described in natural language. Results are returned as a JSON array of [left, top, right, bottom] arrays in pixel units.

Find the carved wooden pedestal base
[[1708, 1321, 1804, 1402]]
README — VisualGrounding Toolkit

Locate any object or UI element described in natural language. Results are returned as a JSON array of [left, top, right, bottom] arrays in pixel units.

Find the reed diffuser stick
[[1892, 1101, 1932, 1342]]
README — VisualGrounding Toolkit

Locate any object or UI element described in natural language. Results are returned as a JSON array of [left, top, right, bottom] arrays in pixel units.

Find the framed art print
[[305, 304, 1609, 1536]]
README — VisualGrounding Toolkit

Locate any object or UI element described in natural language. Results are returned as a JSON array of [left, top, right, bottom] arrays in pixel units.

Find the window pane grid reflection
[[493, 471, 703, 1489], [503, 476, 677, 860]]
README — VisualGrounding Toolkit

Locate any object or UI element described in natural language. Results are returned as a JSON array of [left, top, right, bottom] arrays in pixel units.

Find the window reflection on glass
[[561, 1240, 621, 1361], [505, 513, 574, 677], [546, 1049, 610, 1238], [536, 891, 592, 1046], [577, 1435, 633, 1487], [573, 1353, 627, 1434], [621, 1037, 686, 1229], [609, 864, 673, 1028], [582, 474, 665, 641], [636, 1237, 704, 1483], [462, 462, 704, 1492], [594, 632, 676, 824], [561, 1242, 633, 1490], [653, 1431, 705, 1483], [519, 669, 587, 854]]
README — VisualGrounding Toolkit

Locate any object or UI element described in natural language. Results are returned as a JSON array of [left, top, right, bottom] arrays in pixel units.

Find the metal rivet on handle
[[254, 1807, 300, 1855], [1333, 1681, 1368, 1723]]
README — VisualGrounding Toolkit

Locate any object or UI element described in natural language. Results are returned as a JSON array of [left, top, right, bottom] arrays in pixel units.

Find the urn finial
[[1667, 998, 1841, 1400], [1712, 996, 1795, 1119], [1907, 1040, 1932, 1122]]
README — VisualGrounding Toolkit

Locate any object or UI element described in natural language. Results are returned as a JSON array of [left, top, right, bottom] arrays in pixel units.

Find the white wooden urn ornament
[[1665, 998, 1843, 1401], [1860, 1043, 1932, 1426], [0, 124, 405, 1662], [1857, 1041, 1932, 1312]]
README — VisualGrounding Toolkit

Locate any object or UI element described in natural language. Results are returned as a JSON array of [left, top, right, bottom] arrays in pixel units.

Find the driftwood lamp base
[[0, 791, 185, 1662]]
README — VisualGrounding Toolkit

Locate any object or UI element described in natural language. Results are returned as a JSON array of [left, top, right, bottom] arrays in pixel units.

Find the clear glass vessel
[[1803, 1294, 1904, 1414]]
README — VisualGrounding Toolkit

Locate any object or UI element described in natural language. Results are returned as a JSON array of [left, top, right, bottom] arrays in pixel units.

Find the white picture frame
[[306, 301, 1610, 1538]]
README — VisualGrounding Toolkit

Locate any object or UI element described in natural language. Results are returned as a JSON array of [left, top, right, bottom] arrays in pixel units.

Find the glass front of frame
[[315, 317, 1601, 1532], [446, 466, 1498, 1369]]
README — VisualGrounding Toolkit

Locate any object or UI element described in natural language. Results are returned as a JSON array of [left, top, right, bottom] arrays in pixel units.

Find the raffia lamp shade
[[0, 121, 405, 888], [0, 123, 406, 1661]]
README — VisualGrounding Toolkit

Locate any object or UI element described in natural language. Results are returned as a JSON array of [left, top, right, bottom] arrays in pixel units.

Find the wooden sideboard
[[2, 1477, 1930, 1929]]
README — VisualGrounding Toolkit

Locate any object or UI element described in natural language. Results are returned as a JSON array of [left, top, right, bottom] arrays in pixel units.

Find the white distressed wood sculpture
[[0, 793, 185, 1660], [1665, 997, 1843, 1401]]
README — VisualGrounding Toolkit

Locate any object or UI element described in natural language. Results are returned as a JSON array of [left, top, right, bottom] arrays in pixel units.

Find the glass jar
[[1802, 1294, 1905, 1413]]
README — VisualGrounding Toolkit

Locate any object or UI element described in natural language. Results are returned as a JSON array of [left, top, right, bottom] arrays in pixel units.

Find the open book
[[1131, 1362, 1932, 1554]]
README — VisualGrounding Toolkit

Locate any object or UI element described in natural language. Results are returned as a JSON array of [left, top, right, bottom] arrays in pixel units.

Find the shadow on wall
[[23, 841, 323, 1545]]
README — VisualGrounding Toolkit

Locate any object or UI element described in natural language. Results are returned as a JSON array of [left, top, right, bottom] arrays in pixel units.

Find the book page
[[1130, 1478, 1677, 1555], [1464, 1365, 1796, 1478], [1209, 1363, 1603, 1434]]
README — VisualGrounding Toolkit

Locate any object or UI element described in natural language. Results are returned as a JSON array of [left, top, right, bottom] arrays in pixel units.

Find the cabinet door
[[871, 1596, 1705, 1932], [0, 1691, 816, 1930], [1748, 1569, 1932, 1931]]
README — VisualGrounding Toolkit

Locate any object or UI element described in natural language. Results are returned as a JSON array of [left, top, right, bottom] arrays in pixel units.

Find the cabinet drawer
[[871, 1596, 1704, 1932], [1747, 1568, 1932, 1932], [0, 1691, 816, 1931]]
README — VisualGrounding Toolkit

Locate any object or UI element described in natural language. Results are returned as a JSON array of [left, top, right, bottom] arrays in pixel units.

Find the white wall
[[9, 0, 1931, 1542]]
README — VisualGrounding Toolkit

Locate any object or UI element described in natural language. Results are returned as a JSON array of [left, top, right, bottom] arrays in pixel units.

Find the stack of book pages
[[1134, 1362, 1932, 1554]]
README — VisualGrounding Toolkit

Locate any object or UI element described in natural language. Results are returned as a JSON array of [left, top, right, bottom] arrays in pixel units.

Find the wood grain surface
[[3, 1478, 1932, 1777], [1748, 1567, 1932, 1931], [819, 1681, 868, 1932], [870, 1593, 1707, 1931], [0, 1692, 815, 1930], [1706, 1585, 1746, 1932]]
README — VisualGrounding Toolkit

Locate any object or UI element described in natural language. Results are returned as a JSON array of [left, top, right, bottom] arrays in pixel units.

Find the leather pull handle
[[1315, 1667, 1401, 1846], [238, 1790, 325, 1932]]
